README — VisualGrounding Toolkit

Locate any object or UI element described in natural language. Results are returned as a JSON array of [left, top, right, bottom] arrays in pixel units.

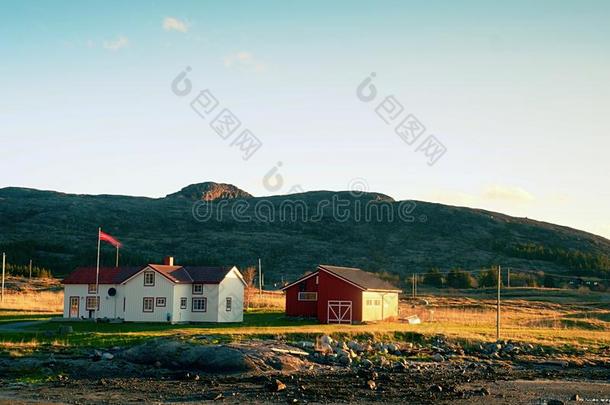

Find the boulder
[[320, 335, 333, 346], [336, 349, 350, 358], [120, 339, 254, 372], [432, 353, 445, 362], [347, 341, 365, 353], [360, 359, 373, 369]]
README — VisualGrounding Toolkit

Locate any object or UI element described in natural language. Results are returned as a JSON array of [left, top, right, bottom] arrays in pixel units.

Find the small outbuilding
[[281, 265, 402, 324]]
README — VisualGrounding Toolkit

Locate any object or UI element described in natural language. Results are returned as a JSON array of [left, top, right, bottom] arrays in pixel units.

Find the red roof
[[62, 267, 144, 285], [62, 265, 236, 285]]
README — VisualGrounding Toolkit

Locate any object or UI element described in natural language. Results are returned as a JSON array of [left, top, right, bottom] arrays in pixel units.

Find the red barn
[[282, 265, 402, 324]]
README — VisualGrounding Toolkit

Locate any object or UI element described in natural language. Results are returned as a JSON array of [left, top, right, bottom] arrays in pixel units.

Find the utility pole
[[29, 259, 32, 280], [258, 258, 262, 298], [496, 265, 501, 341], [415, 273, 417, 298], [411, 274, 415, 298], [1, 253, 5, 302]]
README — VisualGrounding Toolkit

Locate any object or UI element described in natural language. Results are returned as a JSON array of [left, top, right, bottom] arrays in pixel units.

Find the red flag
[[100, 230, 122, 248]]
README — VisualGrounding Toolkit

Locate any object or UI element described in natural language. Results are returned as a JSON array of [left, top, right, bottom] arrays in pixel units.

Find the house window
[[192, 284, 203, 295], [143, 271, 155, 286], [156, 297, 166, 307], [192, 297, 207, 312], [226, 297, 232, 312], [374, 299, 381, 306], [88, 284, 97, 294], [86, 296, 99, 310], [180, 297, 187, 309], [366, 299, 381, 306], [298, 292, 317, 301], [143, 297, 154, 312]]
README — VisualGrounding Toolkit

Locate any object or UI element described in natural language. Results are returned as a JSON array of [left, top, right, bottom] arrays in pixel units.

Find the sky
[[1, 0, 609, 238]]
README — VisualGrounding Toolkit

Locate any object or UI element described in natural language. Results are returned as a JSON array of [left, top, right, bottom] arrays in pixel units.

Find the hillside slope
[[0, 182, 609, 283]]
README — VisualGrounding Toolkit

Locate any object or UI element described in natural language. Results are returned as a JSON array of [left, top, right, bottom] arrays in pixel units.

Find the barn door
[[69, 296, 79, 318], [327, 300, 352, 324]]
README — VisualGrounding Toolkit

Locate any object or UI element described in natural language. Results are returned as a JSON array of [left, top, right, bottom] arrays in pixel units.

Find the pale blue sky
[[1, 1, 609, 238]]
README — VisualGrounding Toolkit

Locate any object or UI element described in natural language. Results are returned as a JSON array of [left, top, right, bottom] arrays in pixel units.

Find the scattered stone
[[360, 359, 373, 369], [268, 379, 287, 392], [92, 350, 102, 361], [571, 394, 583, 401], [474, 387, 490, 396], [296, 341, 315, 350], [432, 353, 445, 362], [429, 384, 443, 393], [102, 353, 114, 360], [543, 360, 569, 368], [213, 393, 223, 401], [336, 349, 349, 358], [366, 380, 376, 390], [347, 341, 364, 353]]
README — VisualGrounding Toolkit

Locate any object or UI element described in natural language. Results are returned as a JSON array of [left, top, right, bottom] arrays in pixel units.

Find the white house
[[62, 257, 246, 323]]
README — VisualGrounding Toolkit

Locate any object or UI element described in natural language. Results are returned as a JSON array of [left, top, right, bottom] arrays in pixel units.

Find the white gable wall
[[361, 291, 399, 322], [189, 283, 219, 322], [123, 268, 175, 322], [217, 267, 244, 323]]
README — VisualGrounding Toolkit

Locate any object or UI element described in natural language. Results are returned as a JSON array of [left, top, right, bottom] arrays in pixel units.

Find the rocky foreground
[[1, 335, 609, 404]]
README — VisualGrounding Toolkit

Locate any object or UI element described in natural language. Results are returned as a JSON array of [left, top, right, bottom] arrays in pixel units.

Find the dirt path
[[450, 379, 610, 404]]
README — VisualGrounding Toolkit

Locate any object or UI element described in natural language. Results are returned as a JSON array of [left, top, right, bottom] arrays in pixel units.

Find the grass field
[[0, 284, 608, 356]]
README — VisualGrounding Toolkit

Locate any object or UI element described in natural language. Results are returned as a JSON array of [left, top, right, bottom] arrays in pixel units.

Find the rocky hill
[[0, 182, 608, 284]]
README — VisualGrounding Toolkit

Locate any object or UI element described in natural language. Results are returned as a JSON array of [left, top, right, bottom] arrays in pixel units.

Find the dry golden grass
[[0, 290, 63, 312], [246, 290, 285, 310], [398, 296, 610, 347]]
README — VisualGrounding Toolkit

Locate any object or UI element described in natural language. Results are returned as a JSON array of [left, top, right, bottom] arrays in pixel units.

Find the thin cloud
[[103, 36, 129, 51], [224, 51, 266, 73], [163, 17, 189, 33], [482, 185, 535, 203]]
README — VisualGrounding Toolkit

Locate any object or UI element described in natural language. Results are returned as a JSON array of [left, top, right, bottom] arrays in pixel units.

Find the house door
[[327, 300, 352, 324], [69, 296, 79, 318]]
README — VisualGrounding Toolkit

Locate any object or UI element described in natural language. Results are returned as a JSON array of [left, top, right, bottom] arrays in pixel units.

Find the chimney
[[163, 256, 174, 266]]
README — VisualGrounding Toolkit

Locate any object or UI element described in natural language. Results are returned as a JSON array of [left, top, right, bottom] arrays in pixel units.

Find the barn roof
[[63, 265, 237, 285], [281, 265, 401, 292], [319, 265, 402, 292]]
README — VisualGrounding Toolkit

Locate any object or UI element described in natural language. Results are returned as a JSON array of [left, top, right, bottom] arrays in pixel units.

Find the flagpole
[[115, 245, 119, 268], [95, 227, 101, 320]]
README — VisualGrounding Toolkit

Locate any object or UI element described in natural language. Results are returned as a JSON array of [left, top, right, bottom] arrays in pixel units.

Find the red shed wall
[[284, 274, 318, 317], [317, 270, 363, 324]]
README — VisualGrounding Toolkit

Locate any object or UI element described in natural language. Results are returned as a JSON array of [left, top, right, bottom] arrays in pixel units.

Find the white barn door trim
[[327, 300, 352, 324]]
